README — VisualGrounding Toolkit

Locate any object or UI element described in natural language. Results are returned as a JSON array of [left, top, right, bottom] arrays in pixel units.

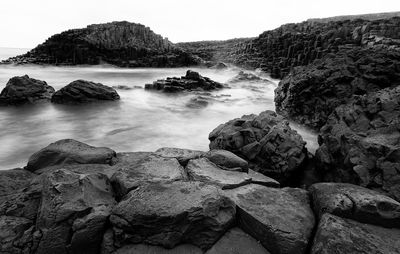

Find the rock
[[248, 169, 280, 187], [205, 227, 271, 254], [145, 70, 225, 92], [113, 244, 203, 254], [0, 168, 35, 202], [154, 147, 204, 166], [225, 184, 315, 254], [209, 110, 307, 183], [186, 96, 210, 108], [110, 153, 187, 198], [51, 80, 120, 104], [310, 182, 400, 228], [229, 71, 269, 83], [0, 216, 37, 254], [0, 75, 55, 106], [110, 181, 235, 250], [311, 213, 400, 254], [211, 62, 228, 69], [204, 149, 249, 172], [35, 168, 116, 254], [34, 163, 116, 178], [26, 139, 117, 172]]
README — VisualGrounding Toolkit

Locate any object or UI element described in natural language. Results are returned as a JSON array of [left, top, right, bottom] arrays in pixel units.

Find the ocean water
[[0, 48, 317, 169]]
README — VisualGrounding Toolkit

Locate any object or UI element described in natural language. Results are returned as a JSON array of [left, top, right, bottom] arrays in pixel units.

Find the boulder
[[311, 213, 400, 254], [0, 168, 35, 201], [0, 216, 37, 254], [204, 149, 249, 172], [26, 139, 117, 172], [209, 110, 307, 183], [110, 181, 236, 250], [310, 182, 400, 228], [154, 147, 204, 166], [110, 153, 187, 198], [225, 185, 315, 254], [205, 227, 271, 254], [35, 169, 116, 254], [145, 70, 225, 92], [0, 75, 55, 106], [51, 80, 120, 104]]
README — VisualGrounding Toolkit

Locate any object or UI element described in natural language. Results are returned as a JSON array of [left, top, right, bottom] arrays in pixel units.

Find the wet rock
[[229, 71, 270, 83], [113, 244, 203, 254], [186, 96, 210, 108], [211, 62, 228, 69], [110, 153, 187, 198], [209, 110, 307, 183], [205, 149, 249, 172], [110, 181, 235, 250], [154, 147, 204, 166], [225, 184, 315, 254], [205, 227, 270, 254], [145, 70, 225, 92], [51, 80, 120, 104], [311, 213, 400, 254], [0, 168, 35, 201], [0, 75, 55, 106], [0, 216, 36, 254], [310, 182, 400, 228], [26, 139, 117, 172], [35, 168, 116, 254]]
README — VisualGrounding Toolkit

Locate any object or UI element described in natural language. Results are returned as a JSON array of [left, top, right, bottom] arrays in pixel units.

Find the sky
[[0, 0, 399, 48]]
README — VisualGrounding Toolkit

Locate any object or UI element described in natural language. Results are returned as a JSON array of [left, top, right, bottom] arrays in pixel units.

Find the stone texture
[[225, 185, 315, 254], [209, 110, 307, 183], [51, 80, 120, 104], [204, 149, 249, 172], [310, 182, 400, 228], [311, 213, 400, 254], [154, 147, 204, 166], [0, 75, 55, 106], [0, 216, 37, 254], [110, 181, 235, 250], [0, 168, 35, 202], [205, 227, 271, 254], [228, 71, 271, 83], [26, 139, 117, 172], [113, 244, 203, 254]]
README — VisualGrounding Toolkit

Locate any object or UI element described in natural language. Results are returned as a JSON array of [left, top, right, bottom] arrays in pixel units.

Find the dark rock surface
[[51, 80, 120, 104], [204, 149, 249, 172], [209, 110, 307, 183], [0, 168, 35, 201], [113, 244, 203, 254], [0, 215, 37, 254], [228, 71, 270, 83], [145, 70, 225, 92], [26, 139, 117, 172], [110, 181, 236, 250], [311, 213, 400, 254], [0, 75, 55, 106]]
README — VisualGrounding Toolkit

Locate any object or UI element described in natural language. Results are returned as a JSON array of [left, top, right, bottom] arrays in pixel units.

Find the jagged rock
[[110, 181, 235, 250], [0, 216, 37, 254], [35, 169, 116, 254], [0, 168, 35, 201], [228, 71, 269, 83], [145, 70, 225, 92], [205, 227, 270, 254], [224, 185, 315, 254], [113, 244, 203, 254], [309, 182, 400, 228], [26, 139, 117, 172], [51, 80, 120, 104], [209, 110, 307, 183], [311, 213, 400, 254], [110, 153, 187, 198], [204, 149, 249, 172], [0, 75, 55, 106], [154, 147, 204, 166], [315, 86, 400, 201]]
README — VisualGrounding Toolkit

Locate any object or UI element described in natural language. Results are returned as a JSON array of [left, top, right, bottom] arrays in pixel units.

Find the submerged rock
[[229, 71, 270, 83], [51, 80, 120, 104], [0, 75, 55, 106]]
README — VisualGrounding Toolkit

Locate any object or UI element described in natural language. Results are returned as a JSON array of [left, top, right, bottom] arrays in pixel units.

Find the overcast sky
[[1, 0, 399, 48]]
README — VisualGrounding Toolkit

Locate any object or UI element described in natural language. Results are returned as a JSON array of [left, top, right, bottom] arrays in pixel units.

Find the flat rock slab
[[114, 244, 203, 254], [111, 153, 187, 198], [26, 139, 117, 172], [205, 227, 271, 254], [248, 169, 280, 188], [0, 215, 35, 254], [204, 149, 249, 172], [310, 182, 400, 228], [311, 213, 400, 254], [0, 168, 35, 201], [110, 181, 236, 250], [154, 147, 204, 166], [225, 185, 315, 254]]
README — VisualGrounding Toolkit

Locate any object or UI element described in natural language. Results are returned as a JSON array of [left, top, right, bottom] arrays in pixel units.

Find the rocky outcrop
[[145, 70, 225, 92], [209, 110, 307, 183], [51, 80, 120, 104], [228, 71, 271, 83], [0, 216, 37, 254], [0, 168, 35, 201], [0, 75, 55, 106]]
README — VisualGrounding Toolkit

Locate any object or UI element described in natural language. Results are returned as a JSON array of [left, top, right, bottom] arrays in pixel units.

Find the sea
[[0, 47, 317, 169]]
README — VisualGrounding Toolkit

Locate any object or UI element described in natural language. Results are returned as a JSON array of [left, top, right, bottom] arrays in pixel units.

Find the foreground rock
[[0, 168, 35, 201], [26, 139, 117, 172], [113, 244, 203, 254], [145, 70, 225, 92], [0, 216, 36, 254], [154, 147, 204, 166], [51, 80, 120, 104], [0, 75, 55, 106], [204, 149, 248, 172], [311, 213, 400, 254], [209, 110, 307, 183], [310, 182, 400, 228], [225, 185, 315, 254], [110, 181, 235, 250]]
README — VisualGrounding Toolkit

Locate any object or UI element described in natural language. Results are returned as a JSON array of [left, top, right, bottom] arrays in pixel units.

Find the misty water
[[0, 49, 317, 170]]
